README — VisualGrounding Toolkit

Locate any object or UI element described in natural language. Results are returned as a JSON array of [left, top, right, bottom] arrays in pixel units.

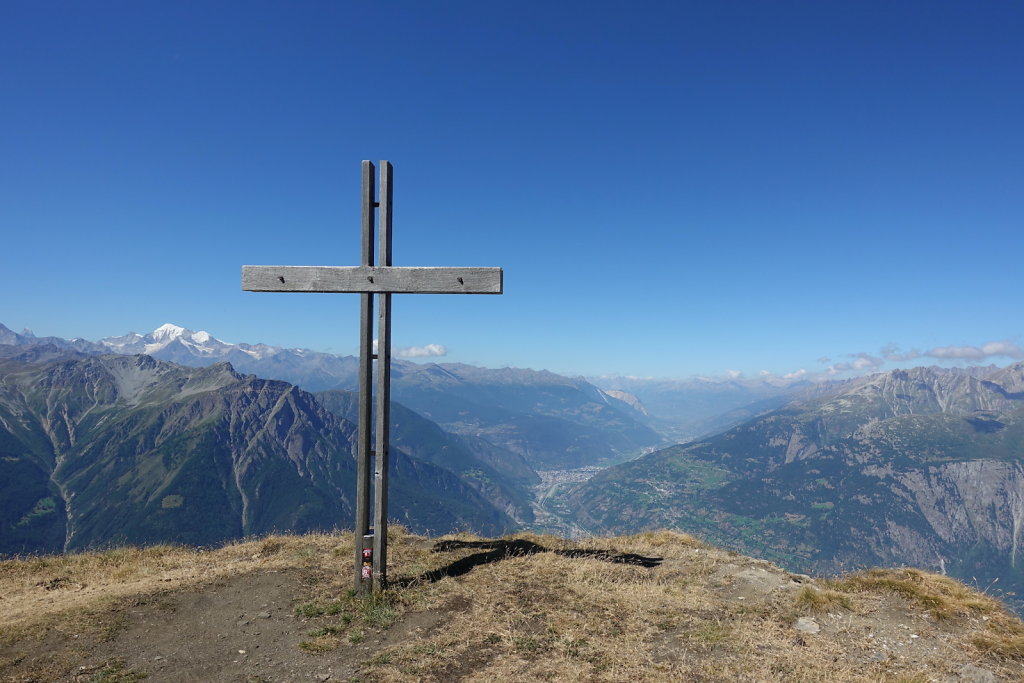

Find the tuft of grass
[[972, 630, 1024, 660], [412, 642, 439, 655], [299, 637, 338, 654], [361, 591, 398, 629], [306, 626, 344, 638], [626, 530, 705, 549], [258, 538, 286, 556], [85, 658, 147, 682], [689, 622, 730, 645], [891, 675, 932, 683], [794, 586, 853, 612], [295, 590, 397, 631], [833, 568, 998, 620], [294, 600, 345, 618], [365, 651, 394, 666]]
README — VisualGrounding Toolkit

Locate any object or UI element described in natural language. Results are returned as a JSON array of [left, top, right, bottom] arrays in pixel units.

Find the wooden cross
[[242, 160, 503, 593]]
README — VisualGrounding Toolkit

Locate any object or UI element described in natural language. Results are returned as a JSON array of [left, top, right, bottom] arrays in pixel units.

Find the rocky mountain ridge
[[0, 353, 514, 555], [569, 362, 1024, 611], [1, 322, 663, 469]]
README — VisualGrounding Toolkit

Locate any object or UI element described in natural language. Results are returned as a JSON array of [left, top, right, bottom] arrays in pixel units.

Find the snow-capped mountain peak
[[148, 323, 223, 348], [151, 323, 189, 341], [98, 323, 226, 357]]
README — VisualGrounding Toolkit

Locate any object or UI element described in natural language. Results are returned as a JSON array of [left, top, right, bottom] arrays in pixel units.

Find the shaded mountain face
[[0, 355, 514, 555], [386, 363, 665, 469], [0, 324, 103, 355], [0, 343, 94, 364], [315, 390, 538, 524], [568, 364, 1024, 606]]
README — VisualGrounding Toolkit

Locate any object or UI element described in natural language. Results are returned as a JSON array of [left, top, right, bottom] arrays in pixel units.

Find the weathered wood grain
[[355, 160, 376, 594], [242, 265, 503, 294], [373, 161, 393, 591]]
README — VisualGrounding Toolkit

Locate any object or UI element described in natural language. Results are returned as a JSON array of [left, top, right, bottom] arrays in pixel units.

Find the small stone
[[257, 611, 271, 618], [958, 663, 996, 683], [153, 656, 164, 661], [794, 617, 820, 634]]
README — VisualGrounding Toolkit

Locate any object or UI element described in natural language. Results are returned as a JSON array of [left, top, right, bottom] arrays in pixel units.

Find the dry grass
[[336, 531, 1024, 681], [831, 568, 1002, 620], [3, 529, 1024, 681], [0, 533, 342, 643], [794, 585, 853, 612]]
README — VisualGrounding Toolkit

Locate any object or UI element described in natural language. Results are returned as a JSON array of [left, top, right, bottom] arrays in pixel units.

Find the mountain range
[[0, 353, 515, 555], [7, 321, 1024, 615], [568, 363, 1024, 608], [591, 374, 815, 442], [1, 323, 663, 470]]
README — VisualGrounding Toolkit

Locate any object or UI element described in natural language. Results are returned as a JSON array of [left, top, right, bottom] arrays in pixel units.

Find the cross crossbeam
[[242, 160, 503, 595], [242, 265, 502, 294]]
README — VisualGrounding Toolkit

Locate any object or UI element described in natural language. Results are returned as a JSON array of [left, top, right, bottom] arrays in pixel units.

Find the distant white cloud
[[396, 343, 448, 359], [880, 344, 922, 362], [817, 339, 1024, 379], [370, 340, 448, 358], [708, 338, 1022, 387], [826, 352, 884, 375], [926, 340, 1024, 361], [877, 340, 1023, 363]]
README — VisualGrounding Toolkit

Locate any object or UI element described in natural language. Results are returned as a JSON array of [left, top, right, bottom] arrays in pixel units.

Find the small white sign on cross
[[242, 161, 503, 593]]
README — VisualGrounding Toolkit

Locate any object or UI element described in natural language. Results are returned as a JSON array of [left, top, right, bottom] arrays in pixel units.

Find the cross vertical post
[[373, 161, 393, 589], [355, 160, 375, 593]]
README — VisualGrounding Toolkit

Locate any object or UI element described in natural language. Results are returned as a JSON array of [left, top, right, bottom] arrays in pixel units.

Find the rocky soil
[[2, 531, 1023, 682]]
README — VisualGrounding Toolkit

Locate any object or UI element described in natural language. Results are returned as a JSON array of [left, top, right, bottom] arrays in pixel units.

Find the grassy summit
[[1, 530, 1022, 681]]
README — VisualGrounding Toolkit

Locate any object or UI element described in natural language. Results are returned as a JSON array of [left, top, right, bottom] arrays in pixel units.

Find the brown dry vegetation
[[1, 529, 1023, 681]]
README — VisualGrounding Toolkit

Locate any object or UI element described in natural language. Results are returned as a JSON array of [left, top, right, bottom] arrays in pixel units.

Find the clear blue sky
[[3, 1, 1022, 380]]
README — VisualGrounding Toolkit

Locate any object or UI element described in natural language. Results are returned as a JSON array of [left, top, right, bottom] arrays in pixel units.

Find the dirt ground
[[2, 531, 1023, 682]]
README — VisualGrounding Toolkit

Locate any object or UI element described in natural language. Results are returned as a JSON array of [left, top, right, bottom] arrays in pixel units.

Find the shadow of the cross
[[391, 539, 663, 588]]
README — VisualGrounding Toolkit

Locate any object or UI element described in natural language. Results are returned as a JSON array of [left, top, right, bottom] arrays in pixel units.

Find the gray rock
[[794, 617, 820, 634], [958, 663, 996, 683]]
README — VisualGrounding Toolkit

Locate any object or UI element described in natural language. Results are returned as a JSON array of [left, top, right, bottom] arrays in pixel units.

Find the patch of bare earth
[[2, 529, 1023, 682]]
